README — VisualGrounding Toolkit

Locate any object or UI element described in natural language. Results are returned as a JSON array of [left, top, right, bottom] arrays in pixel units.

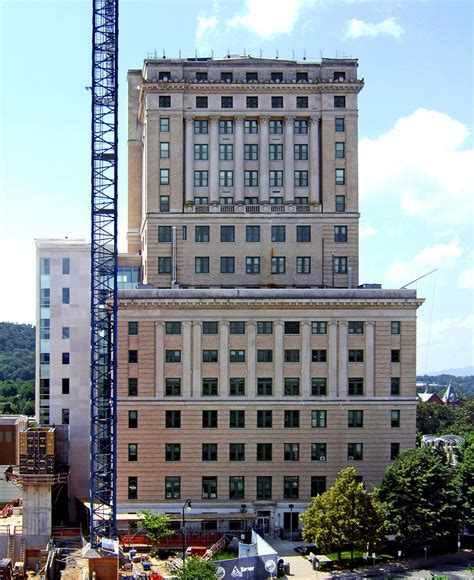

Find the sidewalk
[[265, 537, 329, 579]]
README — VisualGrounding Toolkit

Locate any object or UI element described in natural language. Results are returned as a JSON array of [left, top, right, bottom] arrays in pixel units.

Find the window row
[[158, 94, 346, 110], [155, 70, 347, 84], [39, 320, 71, 340], [39, 257, 71, 275], [127, 408, 402, 429], [189, 143, 344, 161]]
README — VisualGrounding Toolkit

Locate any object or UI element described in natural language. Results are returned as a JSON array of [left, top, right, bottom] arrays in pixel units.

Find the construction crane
[[89, 0, 119, 547]]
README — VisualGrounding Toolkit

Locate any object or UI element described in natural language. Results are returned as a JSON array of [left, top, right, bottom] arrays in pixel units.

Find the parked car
[[293, 544, 318, 556]]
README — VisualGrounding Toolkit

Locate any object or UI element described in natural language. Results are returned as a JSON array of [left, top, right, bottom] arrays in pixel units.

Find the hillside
[[417, 374, 474, 398]]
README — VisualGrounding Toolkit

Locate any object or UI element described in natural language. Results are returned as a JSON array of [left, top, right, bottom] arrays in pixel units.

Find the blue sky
[[1, 0, 473, 373]]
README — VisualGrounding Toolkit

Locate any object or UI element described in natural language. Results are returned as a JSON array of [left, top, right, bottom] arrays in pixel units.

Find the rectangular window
[[229, 410, 245, 428], [311, 378, 327, 396], [246, 257, 260, 274], [128, 476, 138, 499], [166, 410, 181, 428], [272, 96, 283, 108], [158, 225, 172, 242], [158, 71, 170, 80], [257, 377, 273, 396], [219, 120, 233, 134], [257, 476, 272, 500], [202, 477, 218, 499], [391, 410, 401, 428], [284, 443, 300, 461], [40, 319, 50, 339], [296, 256, 311, 273], [194, 144, 208, 160], [391, 443, 400, 460], [348, 321, 364, 334], [257, 349, 273, 363], [230, 321, 245, 334], [195, 257, 210, 273], [311, 443, 327, 461], [165, 321, 181, 334], [312, 349, 327, 363], [202, 410, 218, 428], [296, 71, 308, 82], [194, 119, 208, 134], [335, 168, 345, 185], [311, 410, 327, 428], [128, 321, 138, 335], [336, 195, 346, 212], [194, 170, 208, 187], [269, 144, 283, 161], [165, 378, 181, 396], [246, 96, 258, 108], [391, 349, 401, 363], [244, 120, 258, 134], [335, 142, 345, 159], [284, 476, 299, 499], [230, 350, 245, 363], [294, 120, 308, 134], [62, 378, 70, 395], [195, 225, 210, 242], [40, 288, 50, 308], [229, 378, 245, 396], [158, 257, 171, 274], [219, 170, 233, 187], [165, 476, 180, 499], [271, 72, 283, 82], [311, 476, 326, 495], [257, 321, 273, 334], [228, 477, 245, 500], [202, 349, 218, 363], [257, 443, 272, 461], [62, 288, 70, 304], [269, 120, 283, 134], [128, 350, 137, 363], [244, 144, 258, 161], [229, 443, 245, 462], [128, 378, 138, 397], [312, 321, 327, 334], [246, 72, 258, 81], [219, 143, 233, 160], [271, 257, 286, 274], [391, 321, 401, 335], [203, 321, 219, 335], [348, 378, 364, 396], [295, 226, 310, 244], [246, 225, 260, 242], [160, 142, 170, 159], [221, 71, 233, 82], [257, 410, 272, 428], [40, 257, 51, 275], [165, 350, 181, 363], [269, 170, 283, 187], [221, 96, 234, 109], [391, 378, 401, 396], [294, 170, 308, 187], [294, 144, 308, 160], [271, 225, 286, 242], [348, 443, 363, 461], [220, 256, 235, 273], [334, 225, 348, 242], [348, 349, 364, 363], [284, 378, 300, 396], [334, 71, 346, 81], [196, 72, 208, 81], [296, 96, 308, 108], [61, 258, 70, 275], [334, 256, 348, 273], [128, 410, 138, 429], [160, 168, 170, 185], [40, 353, 50, 365], [270, 196, 284, 205], [334, 96, 346, 108], [202, 443, 218, 461], [159, 95, 171, 108], [160, 118, 169, 132], [348, 410, 364, 428], [128, 443, 138, 461], [284, 410, 300, 428], [244, 170, 259, 187], [335, 117, 345, 132], [284, 350, 300, 363], [196, 96, 208, 109], [159, 196, 169, 212]]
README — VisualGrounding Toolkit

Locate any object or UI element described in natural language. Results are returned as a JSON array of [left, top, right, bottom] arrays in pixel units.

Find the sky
[[0, 0, 473, 374]]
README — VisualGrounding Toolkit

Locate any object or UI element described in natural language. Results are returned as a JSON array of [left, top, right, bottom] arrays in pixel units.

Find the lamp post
[[289, 504, 294, 541], [182, 499, 192, 561]]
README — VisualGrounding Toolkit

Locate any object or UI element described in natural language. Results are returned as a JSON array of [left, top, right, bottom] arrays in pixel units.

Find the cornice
[[140, 82, 363, 95]]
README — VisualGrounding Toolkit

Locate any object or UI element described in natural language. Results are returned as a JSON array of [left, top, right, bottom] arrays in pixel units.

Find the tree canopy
[[177, 557, 217, 580], [301, 467, 387, 558], [139, 510, 173, 547]]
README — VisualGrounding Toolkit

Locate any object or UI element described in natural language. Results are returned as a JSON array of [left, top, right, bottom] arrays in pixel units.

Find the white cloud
[[360, 224, 377, 236], [385, 238, 462, 286], [359, 109, 474, 225], [459, 267, 474, 289], [344, 17, 405, 39], [196, 15, 219, 41], [227, 0, 313, 39]]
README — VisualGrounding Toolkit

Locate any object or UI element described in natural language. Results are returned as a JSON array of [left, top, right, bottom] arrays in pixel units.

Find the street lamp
[[289, 504, 294, 541], [182, 499, 192, 561]]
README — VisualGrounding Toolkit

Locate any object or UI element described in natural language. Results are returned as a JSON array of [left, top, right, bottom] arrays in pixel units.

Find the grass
[[212, 550, 238, 561]]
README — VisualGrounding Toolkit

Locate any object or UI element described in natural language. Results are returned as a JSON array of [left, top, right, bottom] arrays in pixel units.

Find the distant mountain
[[429, 366, 474, 377]]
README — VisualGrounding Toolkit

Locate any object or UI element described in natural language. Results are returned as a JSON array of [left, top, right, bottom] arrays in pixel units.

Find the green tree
[[450, 399, 474, 436], [377, 446, 460, 550], [456, 435, 474, 529], [417, 402, 455, 435], [140, 510, 173, 549], [177, 556, 217, 580], [301, 468, 387, 566]]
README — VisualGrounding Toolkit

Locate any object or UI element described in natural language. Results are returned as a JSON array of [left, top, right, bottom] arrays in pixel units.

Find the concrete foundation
[[22, 484, 51, 542]]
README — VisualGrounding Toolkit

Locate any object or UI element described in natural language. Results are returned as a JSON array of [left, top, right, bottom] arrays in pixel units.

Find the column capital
[[182, 320, 192, 328], [301, 320, 311, 328], [365, 321, 376, 327], [235, 115, 245, 126], [338, 321, 348, 327], [259, 115, 270, 126], [274, 320, 284, 327], [209, 115, 220, 125], [184, 115, 194, 125], [310, 116, 320, 126], [284, 115, 295, 125]]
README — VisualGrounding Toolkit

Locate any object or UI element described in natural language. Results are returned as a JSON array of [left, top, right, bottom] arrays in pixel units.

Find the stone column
[[274, 321, 284, 397], [182, 321, 192, 398], [338, 322, 348, 397], [247, 321, 256, 397], [301, 321, 311, 397], [365, 321, 375, 398], [284, 116, 295, 204], [328, 322, 338, 398], [219, 321, 229, 396], [192, 322, 202, 398], [155, 322, 164, 398], [209, 116, 219, 204], [259, 116, 270, 203], [309, 116, 320, 205], [234, 116, 245, 204], [184, 116, 194, 205]]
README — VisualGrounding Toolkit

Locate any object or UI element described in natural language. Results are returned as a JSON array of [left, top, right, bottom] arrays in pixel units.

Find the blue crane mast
[[89, 0, 119, 547]]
